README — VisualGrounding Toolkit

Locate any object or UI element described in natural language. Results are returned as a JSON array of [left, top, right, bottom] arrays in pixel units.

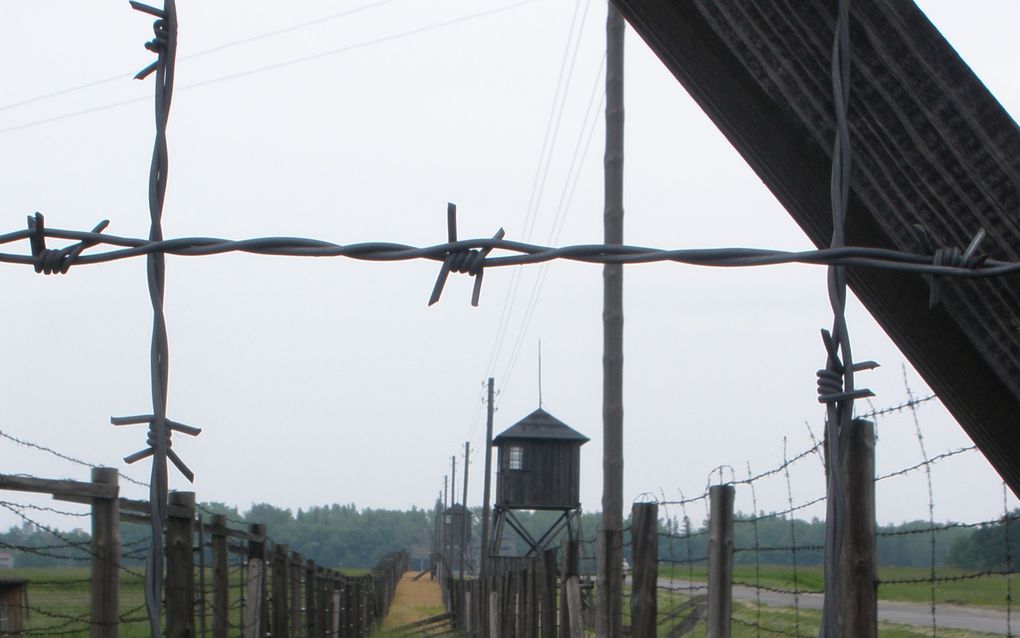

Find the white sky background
[[0, 0, 1017, 534]]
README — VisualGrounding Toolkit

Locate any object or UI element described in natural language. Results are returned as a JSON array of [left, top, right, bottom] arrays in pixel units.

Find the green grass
[[651, 594, 1003, 637], [6, 563, 381, 636], [660, 563, 1015, 610], [6, 566, 149, 637]]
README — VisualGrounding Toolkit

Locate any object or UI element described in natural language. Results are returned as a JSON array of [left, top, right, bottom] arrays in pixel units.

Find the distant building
[[0, 553, 12, 569]]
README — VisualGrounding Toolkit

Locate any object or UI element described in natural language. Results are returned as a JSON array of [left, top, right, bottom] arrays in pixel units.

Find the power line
[[482, 0, 590, 389], [0, 0, 400, 114], [0, 0, 541, 136], [499, 56, 605, 393]]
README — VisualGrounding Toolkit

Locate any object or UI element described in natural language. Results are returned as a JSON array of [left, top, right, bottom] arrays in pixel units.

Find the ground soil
[[380, 571, 446, 629]]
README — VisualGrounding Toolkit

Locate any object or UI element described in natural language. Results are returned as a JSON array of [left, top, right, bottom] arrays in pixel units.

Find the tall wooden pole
[[461, 441, 471, 579], [450, 456, 457, 572], [599, 2, 625, 637], [480, 378, 495, 579], [480, 379, 496, 636]]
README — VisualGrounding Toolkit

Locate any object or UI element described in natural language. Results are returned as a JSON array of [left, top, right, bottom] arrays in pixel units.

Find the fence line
[[0, 462, 408, 637]]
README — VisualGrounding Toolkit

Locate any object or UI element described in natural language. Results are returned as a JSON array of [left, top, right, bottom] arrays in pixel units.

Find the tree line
[[2, 502, 1016, 571]]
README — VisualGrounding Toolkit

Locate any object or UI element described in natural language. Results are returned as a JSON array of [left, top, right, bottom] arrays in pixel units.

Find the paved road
[[659, 579, 1014, 635]]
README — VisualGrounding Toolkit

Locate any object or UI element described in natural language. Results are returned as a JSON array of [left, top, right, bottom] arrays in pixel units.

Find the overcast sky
[[1, 1, 1017, 534]]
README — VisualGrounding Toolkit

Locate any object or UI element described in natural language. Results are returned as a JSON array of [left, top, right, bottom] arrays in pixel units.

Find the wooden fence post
[[305, 560, 318, 638], [707, 485, 734, 638], [540, 550, 557, 638], [273, 543, 290, 638], [167, 491, 196, 638], [838, 419, 877, 638], [211, 515, 229, 638], [560, 540, 582, 638], [245, 523, 267, 638], [488, 576, 500, 638], [291, 552, 303, 638], [197, 515, 207, 638], [317, 567, 329, 637], [332, 579, 342, 637], [90, 467, 119, 638], [631, 502, 659, 637]]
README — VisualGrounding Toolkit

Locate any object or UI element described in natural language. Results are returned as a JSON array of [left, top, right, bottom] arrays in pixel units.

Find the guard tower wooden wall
[[494, 408, 588, 510]]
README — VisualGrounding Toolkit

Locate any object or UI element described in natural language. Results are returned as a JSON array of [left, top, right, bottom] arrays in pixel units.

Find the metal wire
[[5, 223, 1020, 278], [4, 1, 1019, 634], [817, 1, 864, 634]]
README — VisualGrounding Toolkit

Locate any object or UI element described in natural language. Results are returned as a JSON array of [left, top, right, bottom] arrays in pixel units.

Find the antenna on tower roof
[[538, 339, 543, 409]]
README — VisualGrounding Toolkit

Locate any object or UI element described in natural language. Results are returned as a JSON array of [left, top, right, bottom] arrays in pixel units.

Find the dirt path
[[380, 571, 445, 630]]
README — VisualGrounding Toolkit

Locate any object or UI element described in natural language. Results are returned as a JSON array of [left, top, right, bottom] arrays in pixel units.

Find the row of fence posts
[[441, 485, 870, 637], [439, 500, 727, 637], [0, 466, 408, 638], [440, 423, 877, 637], [161, 498, 408, 638]]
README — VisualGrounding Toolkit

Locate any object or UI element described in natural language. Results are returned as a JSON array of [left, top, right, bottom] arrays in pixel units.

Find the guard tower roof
[[493, 408, 589, 444]]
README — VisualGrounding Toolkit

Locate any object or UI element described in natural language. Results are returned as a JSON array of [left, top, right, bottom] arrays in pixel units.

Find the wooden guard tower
[[490, 407, 588, 558], [442, 503, 472, 572]]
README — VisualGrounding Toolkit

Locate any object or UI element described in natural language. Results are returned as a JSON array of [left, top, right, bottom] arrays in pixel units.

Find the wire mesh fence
[[641, 391, 1019, 637]]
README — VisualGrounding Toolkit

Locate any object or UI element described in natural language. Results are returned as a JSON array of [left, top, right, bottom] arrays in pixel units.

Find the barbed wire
[[858, 394, 936, 419], [0, 499, 90, 518], [877, 569, 1020, 586], [874, 514, 1020, 538], [8, 221, 1019, 283], [0, 427, 149, 488], [733, 616, 813, 638], [875, 445, 977, 482]]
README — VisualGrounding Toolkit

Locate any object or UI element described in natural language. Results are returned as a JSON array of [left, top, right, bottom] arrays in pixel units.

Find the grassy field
[[661, 563, 1015, 610], [5, 566, 150, 637], [6, 564, 1014, 636], [5, 564, 385, 636]]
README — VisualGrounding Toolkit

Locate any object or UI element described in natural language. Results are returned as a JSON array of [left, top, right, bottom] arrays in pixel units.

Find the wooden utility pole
[[599, 2, 625, 637], [480, 378, 495, 579], [450, 456, 456, 573], [461, 441, 471, 579]]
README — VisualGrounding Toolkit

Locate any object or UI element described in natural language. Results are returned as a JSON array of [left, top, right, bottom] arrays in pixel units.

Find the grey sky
[[0, 0, 1016, 533]]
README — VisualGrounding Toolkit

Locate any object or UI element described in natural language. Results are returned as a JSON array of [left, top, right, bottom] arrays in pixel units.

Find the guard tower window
[[508, 445, 525, 470]]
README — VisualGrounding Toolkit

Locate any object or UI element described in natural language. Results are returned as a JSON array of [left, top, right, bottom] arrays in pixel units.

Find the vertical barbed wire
[[747, 462, 762, 638], [140, 3, 175, 631], [111, 1, 197, 633], [816, 0, 877, 633], [782, 436, 803, 636], [903, 367, 938, 636]]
